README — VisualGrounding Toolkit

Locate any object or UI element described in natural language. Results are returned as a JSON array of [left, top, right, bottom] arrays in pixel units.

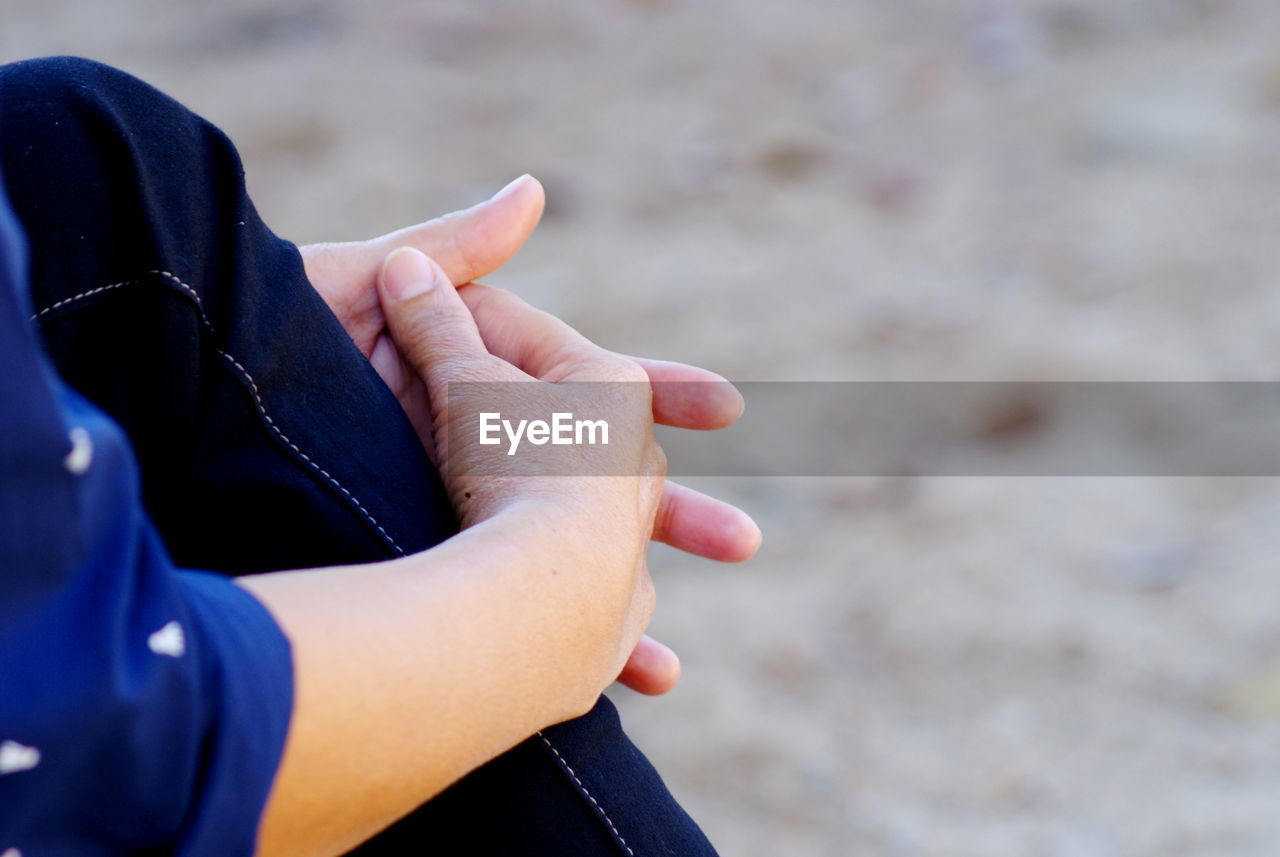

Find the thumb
[[377, 174, 544, 286], [378, 247, 489, 400]]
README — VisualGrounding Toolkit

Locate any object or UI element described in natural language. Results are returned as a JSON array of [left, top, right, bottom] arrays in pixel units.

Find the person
[[0, 57, 759, 857]]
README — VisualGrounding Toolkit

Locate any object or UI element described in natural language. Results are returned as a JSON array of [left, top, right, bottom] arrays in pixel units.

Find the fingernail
[[490, 173, 532, 203], [649, 637, 678, 664], [382, 247, 439, 301], [724, 382, 746, 422]]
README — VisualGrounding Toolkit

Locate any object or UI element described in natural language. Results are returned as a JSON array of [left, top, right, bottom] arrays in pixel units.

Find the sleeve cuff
[[173, 570, 294, 857]]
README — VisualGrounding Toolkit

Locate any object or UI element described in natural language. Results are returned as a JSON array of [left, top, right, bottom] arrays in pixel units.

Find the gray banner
[[443, 382, 1280, 476]]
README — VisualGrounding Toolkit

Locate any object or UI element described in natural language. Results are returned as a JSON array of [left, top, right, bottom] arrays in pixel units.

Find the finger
[[369, 330, 435, 454], [301, 176, 543, 350], [376, 175, 545, 286], [652, 481, 761, 562], [456, 284, 743, 428], [616, 635, 681, 696], [630, 358, 745, 430], [456, 282, 603, 380], [378, 247, 490, 401]]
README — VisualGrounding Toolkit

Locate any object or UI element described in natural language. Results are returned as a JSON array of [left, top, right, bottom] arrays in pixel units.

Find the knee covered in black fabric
[[0, 55, 260, 322]]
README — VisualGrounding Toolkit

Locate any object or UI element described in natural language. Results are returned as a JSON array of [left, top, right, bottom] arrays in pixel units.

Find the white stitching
[[32, 271, 208, 322], [32, 269, 405, 556], [32, 279, 137, 318], [537, 731, 636, 857], [215, 350, 402, 553], [151, 269, 207, 309]]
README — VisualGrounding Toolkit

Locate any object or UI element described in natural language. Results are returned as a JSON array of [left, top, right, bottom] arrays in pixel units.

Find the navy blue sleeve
[[0, 173, 293, 855]]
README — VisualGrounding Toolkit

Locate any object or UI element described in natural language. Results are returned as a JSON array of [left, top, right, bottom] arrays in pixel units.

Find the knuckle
[[619, 364, 650, 387], [605, 355, 649, 384], [445, 354, 514, 388], [491, 286, 530, 311], [653, 477, 678, 538], [540, 343, 598, 380], [396, 323, 439, 372], [469, 282, 517, 313], [431, 353, 481, 383], [566, 351, 646, 384], [649, 445, 668, 479]]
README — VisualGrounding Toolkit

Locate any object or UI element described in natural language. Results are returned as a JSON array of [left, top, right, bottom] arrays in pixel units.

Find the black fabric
[[0, 55, 455, 572], [0, 56, 718, 856]]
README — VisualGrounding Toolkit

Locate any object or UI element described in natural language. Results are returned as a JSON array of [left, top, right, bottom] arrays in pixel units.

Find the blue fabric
[[0, 56, 720, 857], [0, 182, 293, 855], [0, 55, 457, 575]]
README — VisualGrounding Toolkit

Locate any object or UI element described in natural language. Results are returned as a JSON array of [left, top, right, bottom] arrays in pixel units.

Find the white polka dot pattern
[[0, 741, 40, 775], [147, 621, 186, 658], [63, 426, 92, 475]]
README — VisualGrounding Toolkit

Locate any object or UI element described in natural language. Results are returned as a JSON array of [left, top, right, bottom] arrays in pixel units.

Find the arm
[[243, 247, 679, 857], [0, 192, 292, 857], [2, 192, 753, 857], [239, 505, 637, 857]]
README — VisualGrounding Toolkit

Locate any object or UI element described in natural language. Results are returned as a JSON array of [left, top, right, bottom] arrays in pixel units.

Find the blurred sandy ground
[[6, 1, 1280, 854]]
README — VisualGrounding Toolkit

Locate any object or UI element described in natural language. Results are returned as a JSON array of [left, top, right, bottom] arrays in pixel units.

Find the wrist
[[419, 503, 637, 709]]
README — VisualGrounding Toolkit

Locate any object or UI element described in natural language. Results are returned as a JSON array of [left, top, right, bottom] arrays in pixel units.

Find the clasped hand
[[300, 176, 760, 696]]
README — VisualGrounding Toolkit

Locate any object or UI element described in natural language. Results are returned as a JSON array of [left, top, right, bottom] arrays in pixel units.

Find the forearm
[[237, 502, 626, 857]]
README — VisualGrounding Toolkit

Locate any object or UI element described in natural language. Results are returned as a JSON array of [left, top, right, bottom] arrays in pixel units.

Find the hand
[[300, 176, 748, 441], [454, 279, 760, 695], [378, 247, 666, 698], [303, 179, 760, 693], [299, 176, 543, 391], [378, 248, 760, 697], [242, 247, 729, 855]]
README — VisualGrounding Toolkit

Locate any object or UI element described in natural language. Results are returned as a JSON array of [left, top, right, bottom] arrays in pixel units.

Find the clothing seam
[[31, 269, 405, 557], [537, 730, 637, 857]]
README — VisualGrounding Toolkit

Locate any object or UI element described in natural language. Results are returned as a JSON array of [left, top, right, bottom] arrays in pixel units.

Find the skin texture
[[298, 176, 759, 692], [239, 247, 754, 857]]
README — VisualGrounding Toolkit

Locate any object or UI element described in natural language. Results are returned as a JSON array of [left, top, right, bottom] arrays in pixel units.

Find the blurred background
[[6, 1, 1280, 854]]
